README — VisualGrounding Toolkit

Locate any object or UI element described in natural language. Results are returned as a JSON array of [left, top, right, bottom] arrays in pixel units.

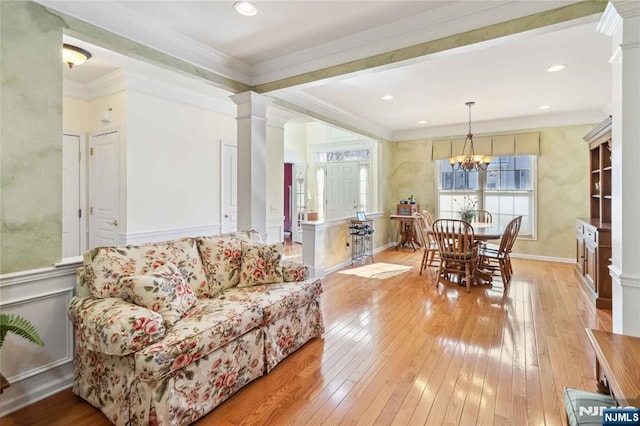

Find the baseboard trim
[[510, 252, 574, 264]]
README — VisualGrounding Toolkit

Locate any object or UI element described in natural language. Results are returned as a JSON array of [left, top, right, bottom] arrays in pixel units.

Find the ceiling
[[46, 0, 613, 141]]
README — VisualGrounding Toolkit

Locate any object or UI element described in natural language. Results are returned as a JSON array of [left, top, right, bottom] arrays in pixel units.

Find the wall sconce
[[101, 108, 112, 124], [62, 44, 92, 68]]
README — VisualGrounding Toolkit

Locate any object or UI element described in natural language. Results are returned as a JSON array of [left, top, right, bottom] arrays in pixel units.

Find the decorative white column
[[230, 92, 270, 236], [301, 221, 325, 278], [600, 1, 640, 337]]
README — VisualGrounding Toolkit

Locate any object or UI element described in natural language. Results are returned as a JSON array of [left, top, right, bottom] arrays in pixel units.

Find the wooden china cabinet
[[576, 116, 612, 309]]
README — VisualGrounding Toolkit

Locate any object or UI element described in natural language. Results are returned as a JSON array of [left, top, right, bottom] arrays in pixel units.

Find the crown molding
[[62, 79, 90, 100], [251, 1, 601, 86], [597, 2, 623, 36], [271, 91, 392, 141], [36, 0, 252, 83], [63, 69, 236, 116]]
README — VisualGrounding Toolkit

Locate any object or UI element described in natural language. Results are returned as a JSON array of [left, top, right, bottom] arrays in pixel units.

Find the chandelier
[[449, 101, 492, 171]]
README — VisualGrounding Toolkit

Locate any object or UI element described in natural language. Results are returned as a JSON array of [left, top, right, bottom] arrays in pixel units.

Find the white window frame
[[436, 156, 537, 240]]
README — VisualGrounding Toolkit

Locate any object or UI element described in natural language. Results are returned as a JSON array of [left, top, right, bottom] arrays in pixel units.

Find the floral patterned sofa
[[67, 230, 324, 425]]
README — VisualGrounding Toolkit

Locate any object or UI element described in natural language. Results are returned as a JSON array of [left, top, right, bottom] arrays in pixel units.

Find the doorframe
[[220, 140, 237, 234], [62, 130, 88, 260], [88, 128, 122, 248]]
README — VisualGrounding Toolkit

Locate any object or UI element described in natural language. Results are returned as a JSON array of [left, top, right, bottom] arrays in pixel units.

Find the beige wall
[[388, 124, 592, 260], [513, 124, 591, 258]]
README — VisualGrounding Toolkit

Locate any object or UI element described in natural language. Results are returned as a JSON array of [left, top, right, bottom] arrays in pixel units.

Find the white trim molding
[[123, 224, 222, 245], [0, 265, 78, 416]]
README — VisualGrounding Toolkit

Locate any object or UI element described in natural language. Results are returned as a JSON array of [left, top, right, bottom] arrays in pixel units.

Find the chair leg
[[419, 251, 427, 275], [464, 263, 471, 293], [499, 259, 509, 284]]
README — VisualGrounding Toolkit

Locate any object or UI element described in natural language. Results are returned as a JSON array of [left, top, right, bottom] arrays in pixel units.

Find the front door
[[89, 130, 120, 247]]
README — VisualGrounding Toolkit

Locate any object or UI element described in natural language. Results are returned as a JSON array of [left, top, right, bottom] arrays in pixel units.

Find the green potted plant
[[0, 313, 44, 393]]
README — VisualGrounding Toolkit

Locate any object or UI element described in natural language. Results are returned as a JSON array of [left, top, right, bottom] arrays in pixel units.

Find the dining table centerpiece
[[456, 195, 478, 222]]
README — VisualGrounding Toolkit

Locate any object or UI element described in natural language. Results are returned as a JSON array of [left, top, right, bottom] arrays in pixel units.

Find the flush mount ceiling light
[[538, 105, 551, 110], [381, 95, 394, 100], [417, 120, 427, 124], [546, 64, 567, 72], [233, 1, 258, 16], [63, 44, 92, 68]]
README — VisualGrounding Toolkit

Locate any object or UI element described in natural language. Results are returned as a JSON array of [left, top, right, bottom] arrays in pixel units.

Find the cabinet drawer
[[585, 228, 598, 244], [576, 222, 584, 235]]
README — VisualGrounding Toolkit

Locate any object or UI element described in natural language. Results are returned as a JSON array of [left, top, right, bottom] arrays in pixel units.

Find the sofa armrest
[[68, 296, 166, 356], [281, 259, 309, 282]]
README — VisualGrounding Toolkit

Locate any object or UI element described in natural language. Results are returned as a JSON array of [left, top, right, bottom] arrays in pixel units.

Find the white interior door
[[62, 133, 81, 257], [221, 143, 238, 233], [89, 130, 120, 247]]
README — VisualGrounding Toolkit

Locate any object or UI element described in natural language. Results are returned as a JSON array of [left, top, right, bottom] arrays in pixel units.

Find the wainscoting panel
[[266, 216, 285, 244], [0, 263, 78, 416]]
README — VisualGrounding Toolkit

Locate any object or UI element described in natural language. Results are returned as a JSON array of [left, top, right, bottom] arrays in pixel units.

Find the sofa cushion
[[122, 263, 198, 327], [68, 296, 166, 356], [281, 259, 309, 282], [134, 298, 262, 381], [196, 235, 243, 295], [84, 238, 209, 300], [218, 279, 322, 325], [238, 241, 283, 287]]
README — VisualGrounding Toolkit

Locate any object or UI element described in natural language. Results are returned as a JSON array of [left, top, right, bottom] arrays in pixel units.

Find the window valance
[[431, 132, 540, 160]]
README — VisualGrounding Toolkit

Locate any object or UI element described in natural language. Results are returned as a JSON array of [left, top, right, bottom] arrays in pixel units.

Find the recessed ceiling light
[[381, 95, 394, 100], [546, 64, 566, 72], [234, 1, 258, 16], [418, 120, 427, 124], [538, 105, 550, 110]]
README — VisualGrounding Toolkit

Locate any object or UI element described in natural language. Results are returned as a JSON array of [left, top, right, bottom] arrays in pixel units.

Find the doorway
[[284, 163, 293, 237], [62, 132, 86, 258]]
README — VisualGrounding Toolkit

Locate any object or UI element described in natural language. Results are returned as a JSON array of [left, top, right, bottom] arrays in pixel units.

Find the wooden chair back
[[496, 215, 522, 255], [431, 219, 477, 261], [421, 210, 435, 227], [470, 209, 492, 223]]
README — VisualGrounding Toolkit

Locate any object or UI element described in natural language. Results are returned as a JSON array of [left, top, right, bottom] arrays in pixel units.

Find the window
[[437, 155, 535, 237]]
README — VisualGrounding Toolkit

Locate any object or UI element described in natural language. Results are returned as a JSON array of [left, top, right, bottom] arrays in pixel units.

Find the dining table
[[471, 222, 505, 285], [470, 222, 504, 241]]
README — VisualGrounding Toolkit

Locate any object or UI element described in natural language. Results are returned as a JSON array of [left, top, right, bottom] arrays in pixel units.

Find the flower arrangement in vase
[[455, 195, 478, 222]]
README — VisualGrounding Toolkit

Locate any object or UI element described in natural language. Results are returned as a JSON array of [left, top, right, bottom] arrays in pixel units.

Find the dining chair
[[431, 219, 479, 292], [470, 209, 492, 223], [413, 212, 438, 274], [478, 215, 522, 284], [422, 210, 436, 227]]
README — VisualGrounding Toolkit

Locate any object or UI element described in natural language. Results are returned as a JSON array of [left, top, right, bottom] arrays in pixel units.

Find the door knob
[[224, 214, 229, 218], [108, 220, 118, 226]]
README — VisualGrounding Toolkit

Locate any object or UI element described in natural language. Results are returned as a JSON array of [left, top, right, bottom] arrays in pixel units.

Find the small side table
[[390, 214, 420, 251]]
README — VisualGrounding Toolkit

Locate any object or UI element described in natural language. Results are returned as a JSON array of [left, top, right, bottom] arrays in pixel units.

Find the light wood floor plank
[[1, 249, 613, 425]]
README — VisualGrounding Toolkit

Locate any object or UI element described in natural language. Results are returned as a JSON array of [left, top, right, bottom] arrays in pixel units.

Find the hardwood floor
[[1, 248, 612, 425]]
